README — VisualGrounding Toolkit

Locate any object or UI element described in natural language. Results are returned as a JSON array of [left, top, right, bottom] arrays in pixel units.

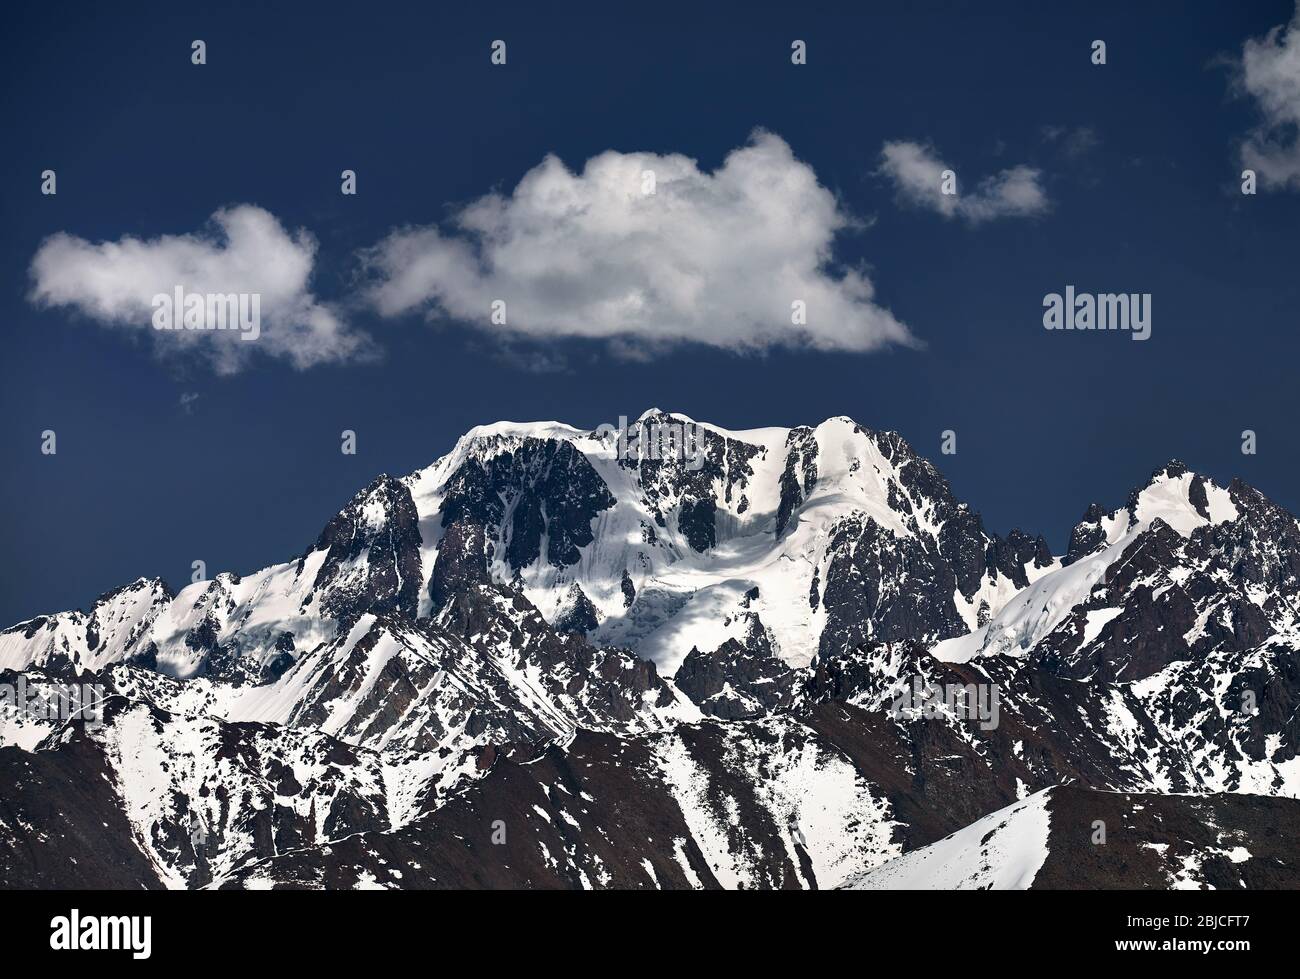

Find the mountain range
[[2, 410, 1298, 889]]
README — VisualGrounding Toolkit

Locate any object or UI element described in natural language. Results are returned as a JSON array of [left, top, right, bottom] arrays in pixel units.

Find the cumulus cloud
[[878, 141, 1049, 223], [362, 130, 915, 355], [28, 206, 372, 374], [1235, 1, 1300, 190]]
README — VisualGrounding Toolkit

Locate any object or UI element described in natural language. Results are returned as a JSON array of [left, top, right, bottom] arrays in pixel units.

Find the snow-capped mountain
[[383, 410, 1053, 676], [3, 411, 1299, 889]]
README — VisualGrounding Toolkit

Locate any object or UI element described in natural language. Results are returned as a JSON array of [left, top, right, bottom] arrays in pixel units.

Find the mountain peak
[[1145, 458, 1191, 484]]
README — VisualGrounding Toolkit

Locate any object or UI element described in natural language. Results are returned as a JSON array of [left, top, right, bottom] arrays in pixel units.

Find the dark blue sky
[[3, 0, 1298, 625]]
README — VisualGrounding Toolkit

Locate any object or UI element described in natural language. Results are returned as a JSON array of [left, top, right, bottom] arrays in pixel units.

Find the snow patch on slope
[[846, 788, 1053, 890]]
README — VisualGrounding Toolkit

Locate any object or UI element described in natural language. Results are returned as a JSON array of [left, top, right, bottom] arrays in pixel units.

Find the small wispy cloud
[[877, 140, 1050, 224], [1041, 125, 1100, 159]]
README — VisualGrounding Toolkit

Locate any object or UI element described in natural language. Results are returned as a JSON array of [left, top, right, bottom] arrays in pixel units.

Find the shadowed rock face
[[816, 514, 969, 654], [674, 619, 798, 719], [440, 437, 616, 571], [622, 412, 766, 553], [1065, 503, 1110, 566], [776, 427, 819, 538], [552, 583, 600, 636], [987, 529, 1054, 589], [309, 475, 424, 624], [428, 519, 491, 613]]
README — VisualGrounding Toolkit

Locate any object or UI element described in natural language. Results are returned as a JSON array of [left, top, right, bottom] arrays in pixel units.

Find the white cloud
[[878, 141, 1049, 223], [28, 205, 372, 374], [363, 130, 915, 355], [1236, 2, 1300, 190]]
